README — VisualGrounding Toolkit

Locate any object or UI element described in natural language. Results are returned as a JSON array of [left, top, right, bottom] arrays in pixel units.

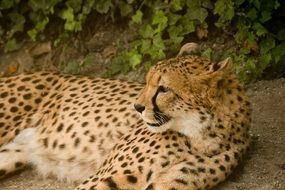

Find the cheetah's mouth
[[146, 122, 165, 127], [146, 113, 171, 127]]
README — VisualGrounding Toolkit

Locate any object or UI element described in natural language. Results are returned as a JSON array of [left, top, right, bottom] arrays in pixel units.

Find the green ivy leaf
[[152, 10, 168, 31], [214, 0, 234, 27], [0, 0, 15, 9], [260, 11, 271, 23], [171, 0, 183, 11], [141, 39, 151, 53], [66, 0, 82, 13], [234, 0, 246, 7], [8, 12, 25, 35], [167, 25, 184, 44], [272, 42, 285, 64], [94, 0, 112, 14], [201, 48, 212, 59], [118, 1, 133, 16], [252, 22, 267, 37], [132, 10, 143, 24], [247, 8, 257, 20], [60, 7, 79, 31], [27, 29, 37, 41], [140, 25, 155, 38], [186, 7, 208, 23], [0, 25, 3, 36], [61, 7, 74, 21], [4, 38, 19, 52], [259, 53, 272, 71], [260, 37, 275, 54], [28, 0, 60, 14], [168, 25, 183, 39], [152, 34, 165, 50], [150, 34, 165, 59], [144, 61, 152, 71], [276, 29, 285, 41], [167, 13, 180, 26], [63, 60, 80, 74], [181, 20, 195, 35], [202, 0, 214, 9], [128, 50, 142, 68], [274, 0, 280, 9], [27, 17, 49, 40], [252, 0, 260, 9]]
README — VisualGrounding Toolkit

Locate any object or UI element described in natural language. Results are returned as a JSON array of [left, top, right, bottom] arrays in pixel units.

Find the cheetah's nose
[[134, 104, 145, 113]]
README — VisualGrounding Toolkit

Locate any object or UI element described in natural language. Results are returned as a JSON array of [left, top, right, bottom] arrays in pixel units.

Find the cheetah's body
[[0, 73, 142, 181], [0, 52, 251, 190]]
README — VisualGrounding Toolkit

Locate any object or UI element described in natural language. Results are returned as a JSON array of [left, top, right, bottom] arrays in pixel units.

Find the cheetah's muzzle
[[146, 111, 171, 127]]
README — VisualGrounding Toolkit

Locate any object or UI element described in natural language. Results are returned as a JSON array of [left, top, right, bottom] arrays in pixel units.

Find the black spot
[[0, 169, 6, 176], [217, 124, 224, 129], [43, 138, 48, 148], [74, 138, 80, 147], [175, 179, 188, 185], [198, 167, 205, 173], [8, 97, 16, 103], [237, 96, 243, 101], [35, 84, 45, 89], [10, 106, 18, 112], [15, 162, 23, 168], [23, 93, 32, 100], [13, 115, 22, 121], [127, 175, 137, 183], [138, 157, 145, 163], [209, 168, 216, 174], [219, 165, 226, 171], [123, 169, 131, 174], [212, 62, 220, 71], [24, 105, 32, 111], [146, 184, 154, 190], [81, 122, 88, 127], [52, 140, 58, 148], [149, 140, 156, 147], [57, 123, 64, 132], [146, 170, 153, 182], [59, 144, 65, 149], [0, 92, 8, 98], [180, 167, 189, 174], [224, 154, 230, 162], [213, 177, 218, 182], [104, 177, 118, 189], [132, 147, 139, 153], [161, 161, 170, 168]]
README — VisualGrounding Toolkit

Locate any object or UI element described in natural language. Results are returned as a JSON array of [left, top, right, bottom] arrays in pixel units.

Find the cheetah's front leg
[[144, 161, 199, 190], [144, 156, 233, 190]]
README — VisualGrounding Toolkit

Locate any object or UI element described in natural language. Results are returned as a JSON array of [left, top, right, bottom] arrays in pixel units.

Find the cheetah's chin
[[146, 122, 165, 127], [145, 120, 173, 133]]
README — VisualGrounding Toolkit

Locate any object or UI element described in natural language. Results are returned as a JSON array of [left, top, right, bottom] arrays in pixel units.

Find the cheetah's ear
[[211, 57, 232, 72], [211, 58, 233, 90], [201, 57, 233, 89], [177, 43, 200, 57]]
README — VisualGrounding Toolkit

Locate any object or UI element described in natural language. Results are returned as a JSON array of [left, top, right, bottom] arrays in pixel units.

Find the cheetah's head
[[134, 55, 233, 138]]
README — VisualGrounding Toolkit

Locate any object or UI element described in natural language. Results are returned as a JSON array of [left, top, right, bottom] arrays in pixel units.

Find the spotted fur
[[0, 52, 251, 190]]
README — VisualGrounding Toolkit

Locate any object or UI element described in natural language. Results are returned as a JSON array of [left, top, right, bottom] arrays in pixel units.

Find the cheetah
[[0, 44, 251, 190], [0, 71, 143, 181]]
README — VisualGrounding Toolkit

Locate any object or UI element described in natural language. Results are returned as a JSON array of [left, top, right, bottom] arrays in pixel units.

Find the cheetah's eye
[[158, 85, 169, 93]]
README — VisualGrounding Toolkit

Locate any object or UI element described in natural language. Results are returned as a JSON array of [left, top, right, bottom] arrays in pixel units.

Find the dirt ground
[[0, 77, 284, 190]]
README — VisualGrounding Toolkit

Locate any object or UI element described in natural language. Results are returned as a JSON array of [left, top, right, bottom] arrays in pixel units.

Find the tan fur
[[0, 52, 251, 190], [77, 55, 251, 190]]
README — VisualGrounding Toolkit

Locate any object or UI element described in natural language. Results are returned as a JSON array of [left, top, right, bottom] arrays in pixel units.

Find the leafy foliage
[[0, 0, 284, 82]]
